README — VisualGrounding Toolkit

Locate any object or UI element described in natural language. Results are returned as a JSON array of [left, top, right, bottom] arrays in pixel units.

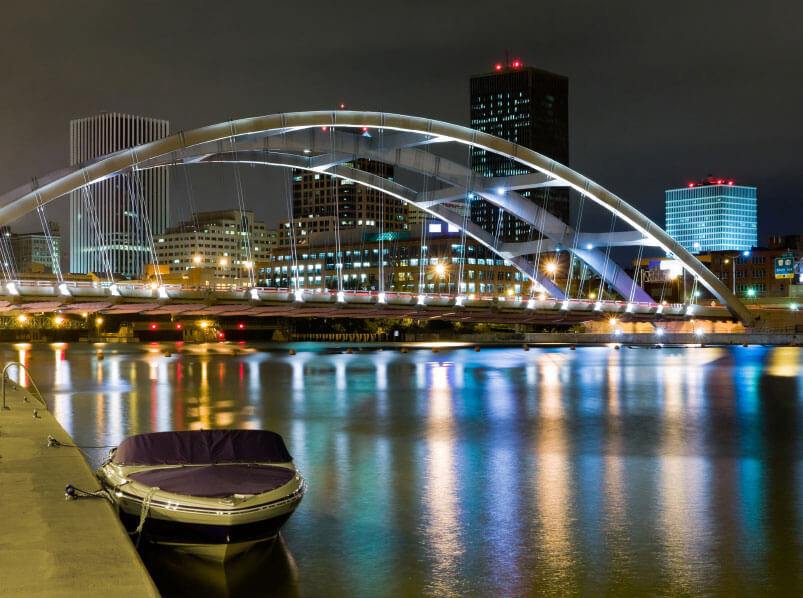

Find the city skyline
[[0, 1, 800, 243]]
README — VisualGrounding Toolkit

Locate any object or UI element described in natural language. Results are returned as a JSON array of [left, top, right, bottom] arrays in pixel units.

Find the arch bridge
[[0, 111, 752, 326]]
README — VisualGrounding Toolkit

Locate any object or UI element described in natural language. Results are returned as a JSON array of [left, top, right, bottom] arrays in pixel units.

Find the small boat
[[97, 429, 306, 561]]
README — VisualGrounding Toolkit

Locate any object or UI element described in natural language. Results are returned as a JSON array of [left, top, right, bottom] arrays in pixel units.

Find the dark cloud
[[0, 0, 801, 238]]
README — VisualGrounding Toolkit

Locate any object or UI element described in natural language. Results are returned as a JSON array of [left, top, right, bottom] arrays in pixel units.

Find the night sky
[[1, 0, 801, 241]]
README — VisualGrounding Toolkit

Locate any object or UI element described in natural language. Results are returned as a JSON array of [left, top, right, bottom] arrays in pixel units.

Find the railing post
[[2, 362, 47, 411]]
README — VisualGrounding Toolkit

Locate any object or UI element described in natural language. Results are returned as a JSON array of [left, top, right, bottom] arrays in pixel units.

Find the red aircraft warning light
[[688, 182, 695, 188], [512, 60, 521, 68], [339, 103, 346, 110], [218, 332, 225, 338], [321, 126, 328, 132], [150, 323, 158, 330], [727, 180, 734, 185], [175, 323, 182, 330], [238, 323, 245, 329], [494, 63, 503, 71], [361, 127, 368, 132]]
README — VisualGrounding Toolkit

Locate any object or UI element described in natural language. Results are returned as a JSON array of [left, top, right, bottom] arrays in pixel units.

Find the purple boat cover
[[128, 464, 295, 498], [113, 429, 292, 466]]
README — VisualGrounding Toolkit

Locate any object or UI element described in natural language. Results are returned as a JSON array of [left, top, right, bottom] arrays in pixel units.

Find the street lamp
[[433, 263, 450, 294], [545, 261, 558, 281], [724, 250, 751, 294]]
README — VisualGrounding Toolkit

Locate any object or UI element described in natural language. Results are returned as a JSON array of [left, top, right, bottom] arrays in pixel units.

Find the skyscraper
[[665, 177, 757, 253], [470, 61, 569, 241], [69, 112, 169, 278]]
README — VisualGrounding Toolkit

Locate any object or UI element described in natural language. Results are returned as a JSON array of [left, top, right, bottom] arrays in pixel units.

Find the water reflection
[[2, 342, 802, 597]]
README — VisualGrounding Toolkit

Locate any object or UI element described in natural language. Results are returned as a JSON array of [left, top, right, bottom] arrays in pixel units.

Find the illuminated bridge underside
[[0, 281, 734, 324], [0, 111, 752, 324]]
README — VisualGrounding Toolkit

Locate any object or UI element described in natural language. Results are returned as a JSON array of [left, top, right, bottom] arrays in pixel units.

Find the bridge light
[[609, 318, 617, 326], [336, 290, 345, 303], [58, 283, 70, 296], [150, 323, 158, 330], [685, 305, 696, 316], [95, 317, 103, 325], [238, 323, 245, 329], [200, 321, 209, 329], [250, 288, 260, 301], [695, 327, 705, 337], [526, 298, 536, 309], [158, 285, 169, 299], [496, 186, 506, 195], [150, 282, 158, 290], [495, 63, 503, 71], [294, 288, 304, 302], [81, 312, 88, 318], [585, 244, 593, 250], [625, 303, 634, 313], [538, 292, 546, 301], [175, 323, 182, 330], [455, 295, 465, 307], [110, 283, 120, 296], [790, 303, 799, 311], [545, 262, 557, 275], [243, 261, 253, 269], [435, 264, 446, 276], [377, 292, 386, 304], [655, 327, 664, 336], [54, 316, 65, 326], [594, 301, 602, 311], [417, 294, 426, 305], [561, 300, 570, 310], [17, 314, 27, 324], [6, 282, 19, 295], [589, 292, 596, 299]]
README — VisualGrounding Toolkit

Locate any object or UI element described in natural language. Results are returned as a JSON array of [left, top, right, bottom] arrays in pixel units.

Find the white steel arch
[[0, 111, 753, 324]]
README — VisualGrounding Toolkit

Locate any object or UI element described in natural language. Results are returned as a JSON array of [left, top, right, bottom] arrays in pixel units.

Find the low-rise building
[[153, 209, 270, 286]]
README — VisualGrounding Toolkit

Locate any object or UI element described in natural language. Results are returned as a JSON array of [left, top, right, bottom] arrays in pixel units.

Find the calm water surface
[[7, 342, 803, 597]]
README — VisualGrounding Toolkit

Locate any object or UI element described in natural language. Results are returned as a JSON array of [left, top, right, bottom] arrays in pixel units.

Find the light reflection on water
[[5, 342, 803, 596]]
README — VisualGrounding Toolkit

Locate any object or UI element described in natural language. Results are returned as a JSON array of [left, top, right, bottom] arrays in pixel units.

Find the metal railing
[[1, 362, 47, 411]]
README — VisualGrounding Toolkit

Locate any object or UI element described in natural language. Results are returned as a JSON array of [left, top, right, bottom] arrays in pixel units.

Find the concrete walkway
[[0, 384, 158, 597]]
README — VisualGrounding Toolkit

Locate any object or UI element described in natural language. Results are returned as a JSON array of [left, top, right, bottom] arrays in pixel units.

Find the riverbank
[[0, 382, 157, 596]]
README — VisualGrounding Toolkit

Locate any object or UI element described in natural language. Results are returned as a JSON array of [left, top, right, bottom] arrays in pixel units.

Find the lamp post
[[434, 263, 451, 295], [724, 250, 750, 295]]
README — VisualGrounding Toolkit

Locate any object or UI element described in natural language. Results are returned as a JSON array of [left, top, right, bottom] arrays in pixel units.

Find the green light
[[791, 303, 799, 311], [747, 288, 755, 297]]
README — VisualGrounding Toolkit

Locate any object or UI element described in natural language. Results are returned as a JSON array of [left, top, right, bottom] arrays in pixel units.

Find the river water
[[5, 341, 803, 597]]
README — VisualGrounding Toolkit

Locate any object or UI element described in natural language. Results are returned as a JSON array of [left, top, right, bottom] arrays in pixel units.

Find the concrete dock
[[0, 383, 158, 596]]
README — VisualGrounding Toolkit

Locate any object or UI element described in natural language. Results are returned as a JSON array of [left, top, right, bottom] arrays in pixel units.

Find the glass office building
[[665, 179, 757, 253], [469, 62, 569, 241]]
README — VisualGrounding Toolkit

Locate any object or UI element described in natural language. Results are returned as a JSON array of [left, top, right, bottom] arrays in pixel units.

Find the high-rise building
[[665, 177, 757, 253], [290, 157, 405, 234], [470, 61, 569, 241], [69, 112, 169, 278]]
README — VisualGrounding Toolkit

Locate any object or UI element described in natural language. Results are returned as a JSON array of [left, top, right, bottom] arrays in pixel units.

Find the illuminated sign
[[775, 252, 794, 279]]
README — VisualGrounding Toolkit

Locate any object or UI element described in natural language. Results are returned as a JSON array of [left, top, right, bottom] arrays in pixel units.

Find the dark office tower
[[470, 61, 569, 241]]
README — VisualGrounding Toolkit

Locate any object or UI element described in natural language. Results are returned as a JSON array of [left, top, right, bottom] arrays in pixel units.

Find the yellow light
[[17, 314, 27, 324], [200, 321, 209, 329], [545, 262, 557, 274], [54, 316, 65, 325], [589, 292, 596, 299], [219, 258, 228, 266], [506, 288, 514, 296], [81, 312, 88, 318], [243, 261, 253, 269], [150, 282, 158, 290], [95, 317, 104, 325], [193, 255, 202, 265], [609, 318, 617, 326], [434, 263, 445, 276], [537, 293, 546, 301]]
